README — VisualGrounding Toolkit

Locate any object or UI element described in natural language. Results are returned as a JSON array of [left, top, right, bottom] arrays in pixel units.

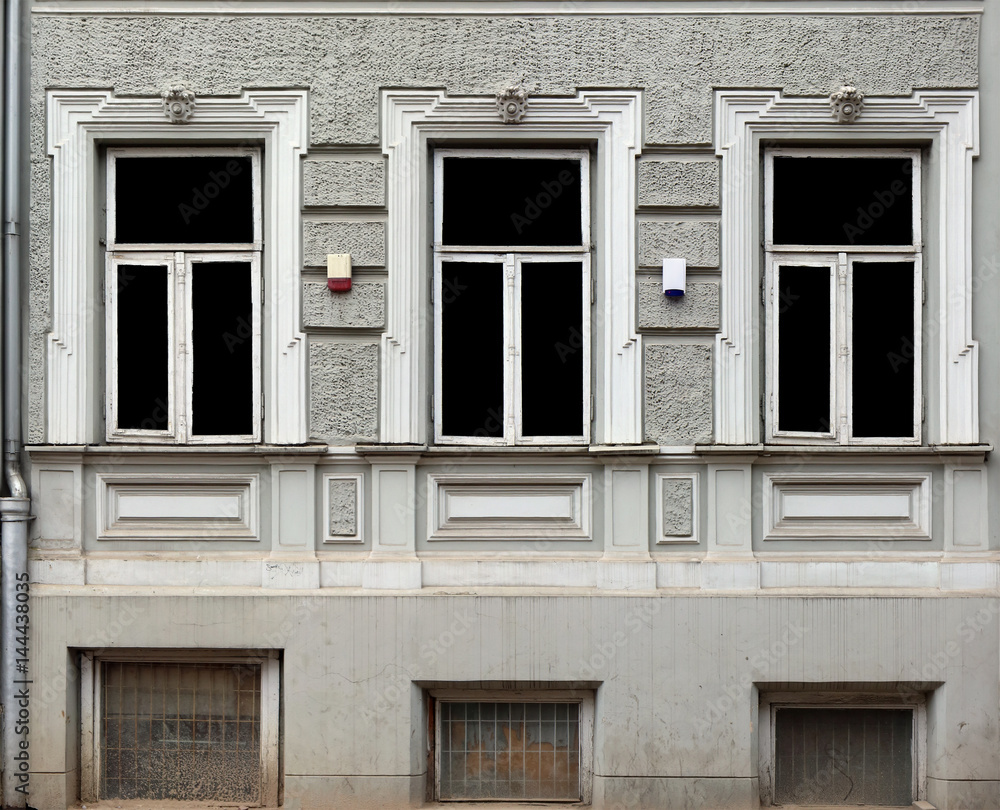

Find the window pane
[[441, 262, 504, 438], [191, 262, 254, 436], [775, 708, 913, 806], [852, 261, 916, 438], [116, 265, 169, 431], [777, 265, 832, 433], [114, 156, 254, 244], [520, 262, 584, 437], [772, 156, 914, 246], [441, 157, 583, 246], [439, 701, 580, 800], [100, 661, 262, 803]]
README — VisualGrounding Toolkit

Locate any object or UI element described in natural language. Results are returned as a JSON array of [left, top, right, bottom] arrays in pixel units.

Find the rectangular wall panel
[[428, 473, 591, 541], [763, 472, 931, 541], [96, 474, 259, 541]]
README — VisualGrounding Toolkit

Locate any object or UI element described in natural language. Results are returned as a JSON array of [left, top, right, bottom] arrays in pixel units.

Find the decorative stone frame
[[380, 89, 642, 445], [45, 89, 308, 444], [714, 89, 979, 446]]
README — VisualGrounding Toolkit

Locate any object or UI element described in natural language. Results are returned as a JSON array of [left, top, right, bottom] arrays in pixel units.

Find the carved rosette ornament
[[497, 87, 528, 124], [830, 85, 864, 123], [163, 85, 196, 124]]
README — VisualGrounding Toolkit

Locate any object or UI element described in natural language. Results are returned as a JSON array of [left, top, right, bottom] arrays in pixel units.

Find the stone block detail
[[304, 221, 385, 268], [638, 280, 720, 331], [303, 280, 385, 330], [644, 343, 713, 444], [638, 221, 719, 268], [309, 341, 379, 443], [328, 479, 358, 537], [638, 159, 719, 208], [303, 158, 385, 208], [662, 478, 694, 537]]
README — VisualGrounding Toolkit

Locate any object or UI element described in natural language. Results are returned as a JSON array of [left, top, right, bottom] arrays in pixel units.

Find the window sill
[[698, 443, 992, 459], [25, 443, 330, 461]]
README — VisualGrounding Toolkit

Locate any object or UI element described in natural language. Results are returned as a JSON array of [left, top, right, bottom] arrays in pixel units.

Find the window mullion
[[837, 252, 849, 444], [176, 250, 189, 443], [505, 253, 518, 446]]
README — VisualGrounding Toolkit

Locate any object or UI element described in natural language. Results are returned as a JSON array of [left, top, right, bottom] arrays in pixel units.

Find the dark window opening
[[115, 156, 254, 245], [190, 262, 254, 436], [774, 707, 913, 806], [442, 157, 583, 247], [772, 156, 914, 247], [851, 262, 916, 438], [777, 265, 832, 433], [438, 701, 581, 801], [116, 265, 169, 431], [100, 660, 262, 803], [441, 262, 504, 438], [520, 262, 584, 437]]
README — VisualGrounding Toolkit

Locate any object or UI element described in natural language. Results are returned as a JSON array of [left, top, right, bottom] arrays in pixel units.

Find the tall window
[[433, 150, 591, 445], [765, 148, 921, 444], [106, 148, 262, 443]]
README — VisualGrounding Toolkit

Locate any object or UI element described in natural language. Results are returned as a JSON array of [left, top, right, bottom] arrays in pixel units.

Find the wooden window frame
[[758, 690, 927, 808], [79, 649, 280, 807], [105, 147, 263, 444], [432, 149, 592, 446], [429, 688, 595, 804], [764, 147, 922, 446]]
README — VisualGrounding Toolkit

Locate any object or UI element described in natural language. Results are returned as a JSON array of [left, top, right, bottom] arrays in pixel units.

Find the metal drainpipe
[[1, 0, 30, 800]]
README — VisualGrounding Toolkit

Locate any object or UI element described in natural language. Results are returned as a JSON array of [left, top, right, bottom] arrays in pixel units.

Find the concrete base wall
[[27, 590, 1000, 810]]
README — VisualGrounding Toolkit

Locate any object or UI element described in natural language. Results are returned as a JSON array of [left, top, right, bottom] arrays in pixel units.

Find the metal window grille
[[439, 701, 580, 801], [100, 661, 262, 803], [774, 708, 913, 806]]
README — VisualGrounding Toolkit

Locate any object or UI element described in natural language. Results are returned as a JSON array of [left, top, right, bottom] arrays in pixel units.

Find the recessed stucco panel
[[638, 159, 720, 208], [303, 158, 386, 208], [309, 341, 379, 443], [302, 280, 386, 330], [639, 221, 720, 268], [645, 343, 713, 445], [662, 478, 694, 538], [638, 280, 720, 331], [303, 221, 385, 268]]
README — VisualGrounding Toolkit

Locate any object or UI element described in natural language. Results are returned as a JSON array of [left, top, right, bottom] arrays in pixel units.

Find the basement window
[[105, 147, 262, 444], [81, 651, 279, 806], [764, 148, 921, 445], [433, 150, 591, 445], [759, 692, 926, 808], [430, 690, 594, 803]]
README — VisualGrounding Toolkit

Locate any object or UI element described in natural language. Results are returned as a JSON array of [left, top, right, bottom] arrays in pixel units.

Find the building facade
[[19, 1, 1000, 808]]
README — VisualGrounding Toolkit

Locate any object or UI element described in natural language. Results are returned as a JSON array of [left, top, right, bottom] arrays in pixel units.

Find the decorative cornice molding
[[714, 88, 979, 445], [380, 88, 643, 445], [46, 88, 309, 444]]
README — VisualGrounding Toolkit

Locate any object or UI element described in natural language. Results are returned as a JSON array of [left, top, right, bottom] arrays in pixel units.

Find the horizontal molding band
[[30, 1, 984, 15], [28, 557, 1000, 592]]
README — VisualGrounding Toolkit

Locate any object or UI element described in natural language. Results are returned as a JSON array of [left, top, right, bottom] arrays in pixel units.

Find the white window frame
[[105, 147, 263, 444], [79, 649, 280, 807], [45, 89, 308, 445], [380, 89, 642, 447], [430, 688, 595, 804], [764, 147, 922, 446], [758, 690, 927, 808], [432, 149, 592, 446]]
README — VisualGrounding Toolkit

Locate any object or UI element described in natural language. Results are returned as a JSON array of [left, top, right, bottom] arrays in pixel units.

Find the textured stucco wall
[[26, 13, 979, 441], [638, 280, 720, 331], [638, 158, 720, 208], [303, 157, 386, 208], [302, 280, 386, 330], [661, 477, 694, 537], [645, 343, 713, 444], [309, 341, 379, 443]]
